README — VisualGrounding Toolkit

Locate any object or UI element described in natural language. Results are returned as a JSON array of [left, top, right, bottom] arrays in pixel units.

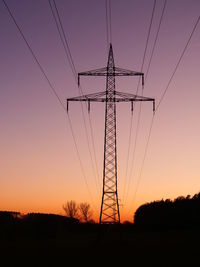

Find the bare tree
[[63, 200, 79, 219], [79, 202, 92, 222]]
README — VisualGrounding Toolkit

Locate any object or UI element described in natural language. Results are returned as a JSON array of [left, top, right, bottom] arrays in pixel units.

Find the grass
[[1, 223, 200, 265]]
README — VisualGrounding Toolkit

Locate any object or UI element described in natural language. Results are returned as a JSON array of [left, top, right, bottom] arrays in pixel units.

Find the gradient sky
[[1, 0, 200, 222]]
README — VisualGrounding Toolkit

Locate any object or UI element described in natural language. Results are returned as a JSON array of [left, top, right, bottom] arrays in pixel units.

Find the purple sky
[[1, 0, 200, 221]]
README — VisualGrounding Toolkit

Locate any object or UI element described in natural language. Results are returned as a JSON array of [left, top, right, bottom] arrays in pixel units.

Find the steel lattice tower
[[67, 44, 155, 224]]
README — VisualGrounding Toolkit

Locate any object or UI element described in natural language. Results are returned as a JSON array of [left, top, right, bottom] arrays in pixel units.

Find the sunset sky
[[1, 0, 200, 222]]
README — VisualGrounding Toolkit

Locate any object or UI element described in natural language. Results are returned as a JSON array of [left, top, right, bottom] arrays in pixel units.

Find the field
[[1, 221, 200, 265]]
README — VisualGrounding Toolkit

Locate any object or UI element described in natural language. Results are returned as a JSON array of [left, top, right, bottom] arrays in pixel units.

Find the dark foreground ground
[[1, 222, 200, 265]]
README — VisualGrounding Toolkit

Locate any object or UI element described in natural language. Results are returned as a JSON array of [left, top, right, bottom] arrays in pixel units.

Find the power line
[[145, 0, 167, 83], [108, 0, 112, 43], [136, 0, 157, 94], [48, 0, 77, 80], [105, 0, 112, 51], [53, 0, 101, 196], [122, 115, 133, 204], [105, 0, 109, 51], [88, 113, 101, 191], [127, 114, 155, 216], [2, 0, 98, 216], [49, 0, 101, 197], [130, 13, 200, 215], [156, 14, 200, 112], [51, 0, 77, 80], [126, 0, 167, 210], [67, 114, 98, 216], [124, 0, 167, 207], [2, 0, 65, 112], [122, 0, 156, 207]]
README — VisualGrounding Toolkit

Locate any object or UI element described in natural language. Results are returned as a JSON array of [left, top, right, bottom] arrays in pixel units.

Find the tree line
[[2, 192, 200, 229], [134, 192, 200, 229]]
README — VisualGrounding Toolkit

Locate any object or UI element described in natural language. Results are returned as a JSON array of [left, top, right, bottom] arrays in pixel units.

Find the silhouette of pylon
[[67, 44, 155, 224]]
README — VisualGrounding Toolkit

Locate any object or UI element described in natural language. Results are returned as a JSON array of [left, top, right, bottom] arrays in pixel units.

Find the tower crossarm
[[78, 68, 107, 85], [67, 91, 107, 112], [67, 91, 106, 101], [67, 90, 155, 112], [78, 67, 107, 76], [78, 66, 144, 86], [115, 91, 155, 111], [115, 91, 154, 101], [114, 67, 143, 77]]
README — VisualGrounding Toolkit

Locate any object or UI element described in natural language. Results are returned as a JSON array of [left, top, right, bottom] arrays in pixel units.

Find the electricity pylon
[[67, 44, 155, 224]]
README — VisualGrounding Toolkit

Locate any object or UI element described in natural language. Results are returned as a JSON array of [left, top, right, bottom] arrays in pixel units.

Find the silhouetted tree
[[0, 211, 20, 223], [63, 200, 79, 219], [134, 192, 200, 229], [79, 202, 92, 222]]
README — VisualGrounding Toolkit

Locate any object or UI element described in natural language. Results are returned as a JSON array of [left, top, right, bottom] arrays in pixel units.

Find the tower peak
[[107, 43, 114, 69]]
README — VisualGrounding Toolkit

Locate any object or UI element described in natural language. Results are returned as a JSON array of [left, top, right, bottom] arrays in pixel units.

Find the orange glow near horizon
[[1, 0, 200, 223]]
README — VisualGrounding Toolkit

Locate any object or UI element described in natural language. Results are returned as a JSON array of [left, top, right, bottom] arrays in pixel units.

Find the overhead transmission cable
[[108, 0, 112, 43], [122, 0, 156, 207], [105, 0, 112, 52], [51, 0, 101, 196], [126, 0, 167, 210], [48, 0, 77, 81], [145, 0, 167, 83], [129, 13, 200, 215], [48, 0, 101, 197], [156, 14, 200, 112], [2, 0, 65, 111], [2, 0, 98, 216], [124, 0, 167, 208]]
